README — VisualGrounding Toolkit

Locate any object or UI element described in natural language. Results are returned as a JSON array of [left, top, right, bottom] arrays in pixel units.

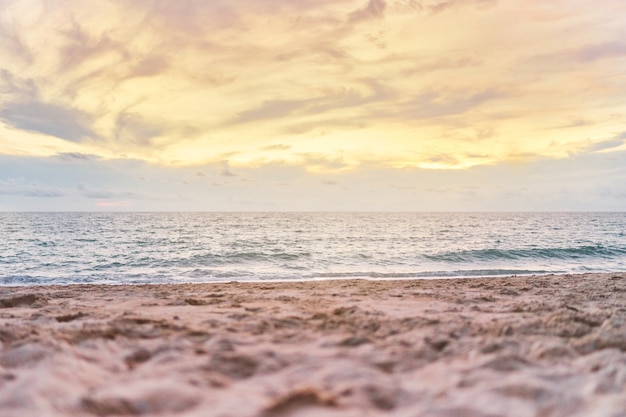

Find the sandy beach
[[0, 273, 625, 417]]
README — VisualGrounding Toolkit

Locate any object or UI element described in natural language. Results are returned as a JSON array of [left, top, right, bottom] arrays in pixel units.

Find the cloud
[[281, 118, 366, 135], [77, 184, 142, 200], [1, 0, 626, 180], [0, 17, 33, 64], [349, 0, 387, 23], [1, 148, 625, 211], [0, 70, 38, 99], [574, 42, 626, 62], [169, 1, 240, 31], [236, 99, 305, 123], [57, 20, 127, 73], [0, 179, 64, 197], [234, 79, 394, 125], [424, 153, 461, 166], [585, 134, 626, 153], [221, 168, 237, 177], [297, 153, 351, 171], [529, 42, 626, 69], [54, 152, 98, 161], [403, 55, 483, 76], [262, 144, 291, 151], [306, 79, 394, 114], [550, 116, 594, 130], [0, 100, 97, 142], [403, 87, 506, 119], [392, 0, 498, 14], [215, 160, 241, 178], [114, 111, 165, 146], [128, 56, 169, 78]]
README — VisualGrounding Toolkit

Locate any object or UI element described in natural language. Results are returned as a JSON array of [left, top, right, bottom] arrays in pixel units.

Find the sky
[[1, 0, 626, 211]]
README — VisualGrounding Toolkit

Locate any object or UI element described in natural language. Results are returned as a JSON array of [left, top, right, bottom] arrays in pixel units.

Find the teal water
[[1, 212, 625, 285]]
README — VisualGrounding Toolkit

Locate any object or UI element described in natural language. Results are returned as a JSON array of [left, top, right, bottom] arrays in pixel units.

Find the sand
[[0, 273, 625, 417]]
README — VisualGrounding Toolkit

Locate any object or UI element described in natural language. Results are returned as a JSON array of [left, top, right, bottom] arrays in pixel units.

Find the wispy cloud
[[0, 18, 33, 65], [0, 69, 38, 99], [584, 133, 626, 153], [234, 79, 393, 125], [529, 42, 626, 68], [57, 20, 126, 73], [402, 87, 506, 120], [220, 168, 237, 177], [573, 42, 626, 62], [262, 144, 291, 151], [349, 0, 387, 23], [1, 0, 625, 177], [0, 100, 97, 142], [76, 184, 143, 200], [113, 111, 166, 147], [392, 0, 498, 14], [0, 178, 64, 198], [54, 152, 99, 162]]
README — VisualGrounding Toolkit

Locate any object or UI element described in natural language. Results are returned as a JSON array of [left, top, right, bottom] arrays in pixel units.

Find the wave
[[311, 269, 553, 279], [423, 245, 626, 263], [0, 268, 558, 286], [188, 251, 312, 265]]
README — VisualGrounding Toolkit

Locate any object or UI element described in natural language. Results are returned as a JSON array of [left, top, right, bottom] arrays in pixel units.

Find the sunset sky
[[1, 0, 626, 211]]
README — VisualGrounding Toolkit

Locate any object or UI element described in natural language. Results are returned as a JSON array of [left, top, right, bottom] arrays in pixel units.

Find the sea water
[[1, 212, 625, 285]]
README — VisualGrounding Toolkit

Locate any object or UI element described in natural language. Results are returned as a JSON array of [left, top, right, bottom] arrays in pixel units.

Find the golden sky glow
[[1, 0, 626, 211], [2, 0, 625, 169]]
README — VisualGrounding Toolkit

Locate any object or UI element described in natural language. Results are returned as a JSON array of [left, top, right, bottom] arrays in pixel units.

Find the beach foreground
[[1, 274, 625, 417]]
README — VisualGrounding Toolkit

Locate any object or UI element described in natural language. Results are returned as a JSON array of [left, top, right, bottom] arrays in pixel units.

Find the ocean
[[1, 212, 625, 285]]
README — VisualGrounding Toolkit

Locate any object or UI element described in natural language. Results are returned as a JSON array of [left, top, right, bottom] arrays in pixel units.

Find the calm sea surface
[[1, 212, 625, 285]]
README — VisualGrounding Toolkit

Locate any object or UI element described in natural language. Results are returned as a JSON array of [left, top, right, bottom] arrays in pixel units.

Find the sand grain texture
[[0, 273, 625, 416]]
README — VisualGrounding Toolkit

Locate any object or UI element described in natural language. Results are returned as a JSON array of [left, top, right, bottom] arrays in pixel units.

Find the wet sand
[[0, 273, 625, 416]]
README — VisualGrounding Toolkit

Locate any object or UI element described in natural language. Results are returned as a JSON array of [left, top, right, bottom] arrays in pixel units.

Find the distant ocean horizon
[[1, 212, 625, 285]]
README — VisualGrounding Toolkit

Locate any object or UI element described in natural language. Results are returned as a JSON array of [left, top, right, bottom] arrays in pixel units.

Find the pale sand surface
[[0, 273, 625, 417]]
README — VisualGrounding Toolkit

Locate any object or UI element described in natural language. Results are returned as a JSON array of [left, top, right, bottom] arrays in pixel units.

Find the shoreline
[[1, 273, 625, 416], [2, 271, 617, 288]]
